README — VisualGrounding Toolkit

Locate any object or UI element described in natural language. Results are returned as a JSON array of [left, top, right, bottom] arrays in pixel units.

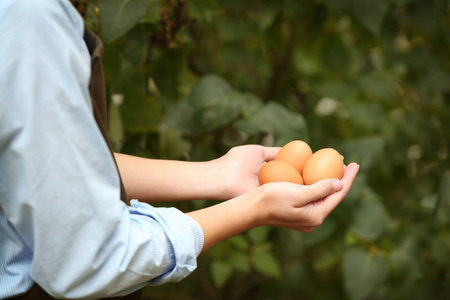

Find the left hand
[[215, 145, 281, 199]]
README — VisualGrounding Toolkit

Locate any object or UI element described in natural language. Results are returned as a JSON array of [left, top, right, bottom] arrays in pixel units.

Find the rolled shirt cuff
[[128, 200, 204, 286]]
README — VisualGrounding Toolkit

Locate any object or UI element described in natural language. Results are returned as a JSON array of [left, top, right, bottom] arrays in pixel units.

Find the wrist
[[251, 185, 271, 227], [187, 187, 264, 251], [208, 157, 233, 200], [202, 159, 229, 200]]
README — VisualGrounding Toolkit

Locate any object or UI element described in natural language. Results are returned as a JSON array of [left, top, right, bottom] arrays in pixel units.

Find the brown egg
[[258, 161, 303, 185], [302, 148, 344, 185], [275, 140, 313, 174]]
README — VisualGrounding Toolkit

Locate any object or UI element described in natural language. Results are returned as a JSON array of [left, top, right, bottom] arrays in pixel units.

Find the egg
[[275, 140, 313, 174], [258, 160, 303, 185], [302, 148, 344, 185]]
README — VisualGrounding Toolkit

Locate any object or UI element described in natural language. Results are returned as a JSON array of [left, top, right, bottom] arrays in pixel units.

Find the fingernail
[[332, 180, 343, 191]]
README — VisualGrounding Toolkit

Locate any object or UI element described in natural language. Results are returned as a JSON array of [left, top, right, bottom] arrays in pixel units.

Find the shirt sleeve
[[0, 1, 203, 299]]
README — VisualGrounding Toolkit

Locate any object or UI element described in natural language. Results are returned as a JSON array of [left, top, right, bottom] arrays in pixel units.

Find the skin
[[114, 145, 359, 252], [114, 145, 281, 202]]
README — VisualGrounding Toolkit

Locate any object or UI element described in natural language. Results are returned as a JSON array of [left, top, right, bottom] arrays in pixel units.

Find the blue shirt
[[0, 0, 204, 298]]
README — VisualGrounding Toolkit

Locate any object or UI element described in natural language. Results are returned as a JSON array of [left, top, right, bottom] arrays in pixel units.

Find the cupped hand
[[256, 162, 360, 232], [216, 145, 281, 199]]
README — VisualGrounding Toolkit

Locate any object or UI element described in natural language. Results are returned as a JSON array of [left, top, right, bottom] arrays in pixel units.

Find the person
[[0, 0, 359, 299]]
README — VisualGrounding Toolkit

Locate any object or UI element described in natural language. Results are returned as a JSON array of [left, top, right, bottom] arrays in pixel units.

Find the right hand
[[187, 163, 359, 252], [255, 162, 360, 232]]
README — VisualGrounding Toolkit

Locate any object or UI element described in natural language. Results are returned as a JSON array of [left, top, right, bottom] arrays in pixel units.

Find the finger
[[313, 163, 360, 216], [299, 226, 316, 233], [341, 163, 359, 188], [262, 146, 282, 162], [297, 178, 343, 207], [272, 224, 316, 232], [286, 225, 317, 232]]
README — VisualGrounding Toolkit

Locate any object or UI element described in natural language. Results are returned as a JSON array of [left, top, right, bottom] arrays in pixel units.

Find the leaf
[[239, 93, 264, 117], [313, 246, 341, 272], [158, 129, 191, 160], [300, 217, 337, 248], [350, 189, 391, 241], [282, 0, 315, 19], [431, 231, 450, 266], [346, 103, 387, 135], [228, 235, 249, 251], [159, 100, 200, 135], [226, 251, 251, 273], [393, 281, 438, 300], [210, 260, 233, 288], [189, 74, 232, 103], [140, 0, 165, 24], [319, 32, 351, 72], [188, 0, 221, 21], [102, 44, 122, 83], [247, 226, 271, 244], [118, 25, 147, 66], [343, 247, 389, 300], [251, 243, 281, 278], [162, 75, 265, 136], [207, 240, 234, 259], [234, 102, 309, 146], [121, 95, 160, 133], [322, 0, 349, 16], [340, 136, 385, 169], [389, 238, 421, 279], [409, 0, 440, 40], [339, 173, 367, 207], [217, 18, 257, 42], [281, 261, 308, 293], [110, 61, 160, 133], [349, 0, 387, 35], [293, 47, 321, 77], [313, 79, 356, 102], [188, 75, 241, 132], [150, 49, 184, 98], [98, 0, 149, 42], [255, 2, 280, 31], [399, 111, 441, 157], [443, 269, 450, 300], [357, 71, 395, 100], [418, 68, 450, 96], [436, 171, 450, 225]]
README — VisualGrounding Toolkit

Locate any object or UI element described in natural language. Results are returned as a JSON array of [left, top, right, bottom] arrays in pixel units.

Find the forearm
[[114, 153, 226, 202], [187, 188, 264, 251]]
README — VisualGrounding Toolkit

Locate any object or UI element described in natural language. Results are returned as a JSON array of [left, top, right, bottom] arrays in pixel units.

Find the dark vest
[[12, 28, 142, 300]]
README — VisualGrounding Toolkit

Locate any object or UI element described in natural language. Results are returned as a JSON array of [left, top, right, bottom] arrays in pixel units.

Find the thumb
[[262, 146, 282, 162], [302, 179, 343, 204]]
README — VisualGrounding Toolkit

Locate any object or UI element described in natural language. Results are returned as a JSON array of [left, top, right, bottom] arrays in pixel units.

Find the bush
[[85, 0, 450, 299]]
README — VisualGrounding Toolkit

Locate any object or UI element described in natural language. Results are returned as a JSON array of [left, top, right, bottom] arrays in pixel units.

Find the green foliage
[[97, 0, 149, 42], [343, 247, 389, 300], [84, 0, 450, 299]]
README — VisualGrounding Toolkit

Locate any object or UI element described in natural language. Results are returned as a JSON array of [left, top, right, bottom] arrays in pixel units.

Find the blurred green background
[[84, 0, 449, 299]]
